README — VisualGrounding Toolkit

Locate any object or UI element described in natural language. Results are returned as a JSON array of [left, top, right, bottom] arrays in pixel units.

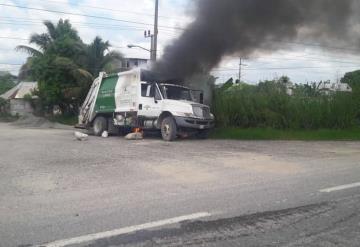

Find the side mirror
[[199, 93, 204, 104]]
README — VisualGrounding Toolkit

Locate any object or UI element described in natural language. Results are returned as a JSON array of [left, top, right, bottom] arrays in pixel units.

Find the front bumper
[[174, 116, 215, 129]]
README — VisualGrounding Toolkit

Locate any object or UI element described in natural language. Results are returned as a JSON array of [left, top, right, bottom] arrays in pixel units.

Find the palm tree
[[85, 36, 124, 77], [15, 19, 124, 114], [16, 19, 81, 57], [17, 19, 93, 83]]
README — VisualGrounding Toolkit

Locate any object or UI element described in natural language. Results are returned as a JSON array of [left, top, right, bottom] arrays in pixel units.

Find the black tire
[[93, 116, 108, 136], [197, 129, 210, 139], [161, 116, 177, 141]]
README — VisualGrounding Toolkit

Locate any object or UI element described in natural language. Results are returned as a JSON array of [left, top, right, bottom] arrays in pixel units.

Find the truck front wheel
[[161, 117, 177, 141], [93, 116, 108, 136]]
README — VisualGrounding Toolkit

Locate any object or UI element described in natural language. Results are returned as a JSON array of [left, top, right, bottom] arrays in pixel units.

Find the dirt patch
[[215, 152, 302, 175], [11, 114, 72, 129], [152, 163, 215, 184]]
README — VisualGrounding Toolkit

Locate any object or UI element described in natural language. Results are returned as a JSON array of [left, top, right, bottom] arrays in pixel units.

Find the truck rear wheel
[[93, 116, 108, 136], [161, 117, 177, 141]]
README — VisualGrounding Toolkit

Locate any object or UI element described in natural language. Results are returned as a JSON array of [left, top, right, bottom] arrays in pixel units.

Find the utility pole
[[144, 30, 154, 61], [153, 0, 159, 61], [238, 58, 242, 83], [238, 57, 247, 83]]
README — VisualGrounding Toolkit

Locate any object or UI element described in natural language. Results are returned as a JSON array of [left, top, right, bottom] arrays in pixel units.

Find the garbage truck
[[77, 69, 215, 141]]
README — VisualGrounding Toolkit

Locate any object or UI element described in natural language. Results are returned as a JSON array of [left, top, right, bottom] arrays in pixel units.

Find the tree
[[84, 36, 123, 77], [0, 72, 16, 95], [16, 19, 123, 115], [341, 70, 360, 91]]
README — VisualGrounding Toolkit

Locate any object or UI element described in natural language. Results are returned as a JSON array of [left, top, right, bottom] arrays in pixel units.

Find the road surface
[[0, 123, 359, 246]]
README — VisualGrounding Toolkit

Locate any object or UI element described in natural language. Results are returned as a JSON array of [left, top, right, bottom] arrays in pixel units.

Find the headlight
[[210, 113, 215, 119], [174, 112, 195, 118]]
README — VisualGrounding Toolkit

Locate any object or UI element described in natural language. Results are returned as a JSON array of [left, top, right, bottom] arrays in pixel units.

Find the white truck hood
[[162, 99, 211, 118]]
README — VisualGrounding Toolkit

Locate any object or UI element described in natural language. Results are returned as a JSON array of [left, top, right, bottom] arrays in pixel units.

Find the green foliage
[[0, 98, 17, 122], [211, 128, 360, 140], [213, 78, 359, 130], [16, 19, 123, 115], [0, 97, 8, 111], [0, 72, 16, 95], [84, 36, 123, 77], [341, 70, 360, 91]]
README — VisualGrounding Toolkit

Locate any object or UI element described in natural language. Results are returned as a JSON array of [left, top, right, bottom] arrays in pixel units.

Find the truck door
[[138, 83, 162, 118]]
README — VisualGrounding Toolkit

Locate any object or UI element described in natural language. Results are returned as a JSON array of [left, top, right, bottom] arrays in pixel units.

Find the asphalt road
[[0, 123, 360, 247]]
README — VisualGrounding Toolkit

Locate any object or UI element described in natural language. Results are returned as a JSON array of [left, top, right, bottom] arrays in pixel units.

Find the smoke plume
[[152, 0, 360, 81]]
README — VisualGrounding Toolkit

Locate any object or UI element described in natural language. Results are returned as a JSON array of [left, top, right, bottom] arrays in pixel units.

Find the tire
[[161, 116, 177, 141], [93, 116, 108, 136], [197, 129, 210, 139]]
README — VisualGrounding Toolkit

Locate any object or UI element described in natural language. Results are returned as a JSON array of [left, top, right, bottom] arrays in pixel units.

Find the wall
[[10, 99, 34, 115]]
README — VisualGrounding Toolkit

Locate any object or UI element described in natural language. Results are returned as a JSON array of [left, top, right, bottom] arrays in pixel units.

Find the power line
[[27, 0, 188, 21], [0, 63, 23, 66], [0, 3, 185, 31], [0, 36, 28, 41], [0, 18, 181, 34], [213, 65, 360, 71]]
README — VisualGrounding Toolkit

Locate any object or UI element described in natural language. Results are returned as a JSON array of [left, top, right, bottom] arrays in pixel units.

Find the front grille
[[192, 105, 211, 119], [197, 121, 209, 125], [202, 107, 211, 118]]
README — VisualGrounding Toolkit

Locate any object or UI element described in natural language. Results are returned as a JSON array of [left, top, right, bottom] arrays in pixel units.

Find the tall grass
[[212, 80, 359, 130]]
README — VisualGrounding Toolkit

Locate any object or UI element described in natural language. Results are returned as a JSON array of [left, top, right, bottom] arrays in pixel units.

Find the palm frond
[[29, 33, 51, 51], [15, 45, 43, 57], [74, 69, 93, 80], [43, 20, 57, 40], [101, 51, 124, 68], [54, 56, 79, 70], [54, 56, 93, 82]]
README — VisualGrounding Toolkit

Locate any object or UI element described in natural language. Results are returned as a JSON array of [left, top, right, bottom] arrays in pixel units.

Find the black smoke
[[152, 0, 359, 81]]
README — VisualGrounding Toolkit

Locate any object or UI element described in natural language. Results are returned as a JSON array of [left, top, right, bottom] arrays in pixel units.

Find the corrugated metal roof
[[0, 82, 38, 100]]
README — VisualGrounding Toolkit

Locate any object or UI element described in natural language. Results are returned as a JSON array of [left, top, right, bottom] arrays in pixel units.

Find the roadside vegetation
[[0, 98, 17, 122], [211, 128, 360, 141], [0, 72, 16, 95], [16, 19, 123, 116], [211, 72, 360, 140], [0, 99, 18, 123]]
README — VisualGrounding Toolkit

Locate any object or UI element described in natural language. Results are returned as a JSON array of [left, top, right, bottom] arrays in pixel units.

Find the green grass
[[47, 115, 78, 126], [211, 128, 360, 141]]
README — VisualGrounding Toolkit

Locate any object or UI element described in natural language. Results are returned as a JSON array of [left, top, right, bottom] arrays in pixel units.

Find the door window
[[141, 84, 154, 97], [155, 87, 162, 101]]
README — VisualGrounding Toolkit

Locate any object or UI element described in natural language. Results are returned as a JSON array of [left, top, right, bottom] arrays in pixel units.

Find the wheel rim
[[94, 121, 101, 133], [162, 123, 170, 137]]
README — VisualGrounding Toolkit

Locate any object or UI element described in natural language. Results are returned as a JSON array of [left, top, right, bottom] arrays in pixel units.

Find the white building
[[0, 82, 38, 115], [122, 58, 149, 70], [317, 81, 352, 95]]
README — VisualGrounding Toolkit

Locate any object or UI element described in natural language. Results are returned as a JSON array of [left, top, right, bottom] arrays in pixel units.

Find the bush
[[212, 80, 359, 130], [0, 98, 9, 113]]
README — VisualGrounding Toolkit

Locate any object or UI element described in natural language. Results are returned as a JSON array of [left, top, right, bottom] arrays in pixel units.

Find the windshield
[[161, 85, 193, 101]]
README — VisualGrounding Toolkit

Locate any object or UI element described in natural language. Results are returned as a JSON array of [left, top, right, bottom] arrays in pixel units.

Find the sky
[[1, 0, 360, 84]]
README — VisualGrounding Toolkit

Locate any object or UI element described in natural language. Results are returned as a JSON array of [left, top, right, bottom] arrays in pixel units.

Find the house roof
[[0, 82, 38, 100]]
